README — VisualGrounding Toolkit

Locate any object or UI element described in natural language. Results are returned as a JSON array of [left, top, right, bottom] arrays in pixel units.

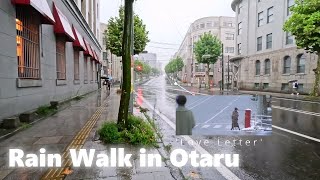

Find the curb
[[0, 89, 101, 142]]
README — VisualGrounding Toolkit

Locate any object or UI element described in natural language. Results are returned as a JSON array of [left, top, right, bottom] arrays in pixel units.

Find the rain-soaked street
[[136, 75, 320, 180]]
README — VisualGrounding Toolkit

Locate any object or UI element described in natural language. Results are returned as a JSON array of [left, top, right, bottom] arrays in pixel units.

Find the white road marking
[[187, 96, 209, 107], [213, 125, 222, 128], [189, 96, 213, 110], [225, 125, 231, 129], [201, 125, 210, 129], [166, 87, 209, 96], [272, 125, 320, 143], [135, 91, 241, 180], [272, 105, 320, 117], [204, 97, 240, 123]]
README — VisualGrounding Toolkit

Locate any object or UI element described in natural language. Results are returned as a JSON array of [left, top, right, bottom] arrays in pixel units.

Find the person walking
[[176, 95, 195, 135], [231, 108, 240, 130], [291, 81, 299, 95]]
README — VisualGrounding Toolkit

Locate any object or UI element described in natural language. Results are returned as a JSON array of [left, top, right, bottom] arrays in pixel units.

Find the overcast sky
[[100, 0, 235, 63]]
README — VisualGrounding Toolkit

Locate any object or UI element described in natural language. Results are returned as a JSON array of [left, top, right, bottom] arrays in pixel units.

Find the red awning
[[91, 46, 97, 60], [83, 38, 93, 57], [72, 25, 86, 51], [12, 0, 55, 24], [53, 3, 75, 42], [94, 51, 102, 64]]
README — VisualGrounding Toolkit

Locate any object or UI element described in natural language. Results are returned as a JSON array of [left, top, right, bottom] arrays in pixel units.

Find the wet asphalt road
[[136, 75, 320, 180]]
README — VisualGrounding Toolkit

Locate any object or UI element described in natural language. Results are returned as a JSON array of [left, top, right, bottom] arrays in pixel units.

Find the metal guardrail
[[251, 114, 272, 131]]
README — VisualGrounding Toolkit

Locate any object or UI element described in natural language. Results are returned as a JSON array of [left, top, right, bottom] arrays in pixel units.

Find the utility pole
[[227, 55, 230, 91], [221, 44, 224, 92]]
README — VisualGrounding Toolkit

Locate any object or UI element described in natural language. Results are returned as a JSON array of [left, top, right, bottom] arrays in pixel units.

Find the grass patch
[[74, 96, 84, 101], [20, 123, 31, 129], [35, 105, 56, 116], [99, 115, 157, 146]]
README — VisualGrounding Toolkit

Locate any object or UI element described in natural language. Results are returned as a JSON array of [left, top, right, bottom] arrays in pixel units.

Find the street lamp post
[[227, 55, 230, 91], [221, 45, 224, 92]]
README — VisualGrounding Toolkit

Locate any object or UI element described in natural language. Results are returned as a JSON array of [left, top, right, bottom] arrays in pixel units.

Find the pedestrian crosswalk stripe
[[213, 125, 222, 128], [226, 125, 231, 129], [201, 125, 210, 129]]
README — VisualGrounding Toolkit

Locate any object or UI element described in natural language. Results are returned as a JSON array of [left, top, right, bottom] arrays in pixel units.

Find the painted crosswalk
[[194, 123, 243, 130]]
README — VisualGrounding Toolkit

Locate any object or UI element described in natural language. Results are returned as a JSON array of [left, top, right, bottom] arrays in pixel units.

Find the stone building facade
[[0, 0, 102, 121], [100, 23, 122, 83], [174, 16, 236, 87], [230, 0, 318, 93]]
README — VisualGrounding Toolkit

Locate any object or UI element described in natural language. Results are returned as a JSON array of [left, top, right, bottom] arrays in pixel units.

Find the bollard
[[245, 109, 251, 128]]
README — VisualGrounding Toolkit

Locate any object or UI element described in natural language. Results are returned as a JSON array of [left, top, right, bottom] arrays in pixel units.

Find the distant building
[[230, 0, 318, 93], [138, 52, 158, 69], [0, 0, 101, 121], [174, 16, 236, 87], [100, 23, 122, 83]]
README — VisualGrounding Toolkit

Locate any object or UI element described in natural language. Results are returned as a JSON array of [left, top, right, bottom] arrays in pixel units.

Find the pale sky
[[100, 0, 235, 63]]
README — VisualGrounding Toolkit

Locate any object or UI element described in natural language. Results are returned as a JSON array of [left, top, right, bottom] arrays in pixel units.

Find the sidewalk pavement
[[0, 86, 175, 180]]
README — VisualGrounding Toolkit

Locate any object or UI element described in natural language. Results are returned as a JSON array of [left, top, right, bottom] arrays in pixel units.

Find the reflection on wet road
[[135, 76, 320, 180]]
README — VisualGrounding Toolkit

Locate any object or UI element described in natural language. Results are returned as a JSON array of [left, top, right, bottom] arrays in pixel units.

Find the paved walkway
[[0, 87, 175, 180]]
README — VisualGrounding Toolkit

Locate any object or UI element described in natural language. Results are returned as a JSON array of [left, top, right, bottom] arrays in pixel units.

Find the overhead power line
[[149, 41, 180, 46]]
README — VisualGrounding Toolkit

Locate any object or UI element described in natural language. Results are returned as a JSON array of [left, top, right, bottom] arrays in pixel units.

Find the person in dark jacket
[[231, 107, 240, 130], [176, 95, 195, 135]]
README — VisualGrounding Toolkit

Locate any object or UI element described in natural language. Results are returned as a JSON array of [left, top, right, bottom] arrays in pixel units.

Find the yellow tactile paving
[[41, 99, 107, 180]]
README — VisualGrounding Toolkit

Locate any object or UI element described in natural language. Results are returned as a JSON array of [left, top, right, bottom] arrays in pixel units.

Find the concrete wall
[[0, 0, 102, 120]]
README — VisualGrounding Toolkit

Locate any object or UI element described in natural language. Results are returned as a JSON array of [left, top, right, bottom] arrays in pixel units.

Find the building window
[[223, 22, 233, 27], [263, 83, 269, 89], [255, 60, 261, 75], [238, 2, 243, 14], [286, 32, 294, 45], [281, 83, 289, 91], [225, 47, 234, 53], [81, 0, 86, 17], [287, 0, 294, 16], [84, 58, 88, 81], [206, 22, 212, 27], [297, 84, 304, 92], [264, 59, 271, 75], [297, 54, 306, 73], [102, 37, 106, 45], [254, 83, 260, 89], [237, 43, 242, 55], [200, 23, 205, 28], [266, 33, 272, 49], [56, 36, 66, 80], [214, 21, 220, 27], [238, 22, 242, 35], [74, 51, 80, 80], [283, 56, 291, 74], [92, 61, 96, 82], [16, 7, 41, 79], [267, 7, 274, 23], [257, 36, 262, 51], [258, 11, 263, 27], [103, 52, 108, 60], [226, 33, 234, 40], [90, 60, 93, 81]]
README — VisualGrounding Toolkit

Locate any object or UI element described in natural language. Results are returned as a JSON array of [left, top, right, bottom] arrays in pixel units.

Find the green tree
[[105, 6, 149, 56], [283, 0, 320, 96], [193, 33, 222, 88]]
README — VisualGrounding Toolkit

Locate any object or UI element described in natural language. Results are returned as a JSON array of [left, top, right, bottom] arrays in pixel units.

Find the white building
[[230, 0, 318, 93], [100, 23, 122, 83], [174, 16, 236, 87]]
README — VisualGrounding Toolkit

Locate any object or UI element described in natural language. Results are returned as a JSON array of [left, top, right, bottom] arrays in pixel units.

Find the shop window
[[56, 36, 66, 80], [16, 7, 41, 79], [74, 51, 80, 80]]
